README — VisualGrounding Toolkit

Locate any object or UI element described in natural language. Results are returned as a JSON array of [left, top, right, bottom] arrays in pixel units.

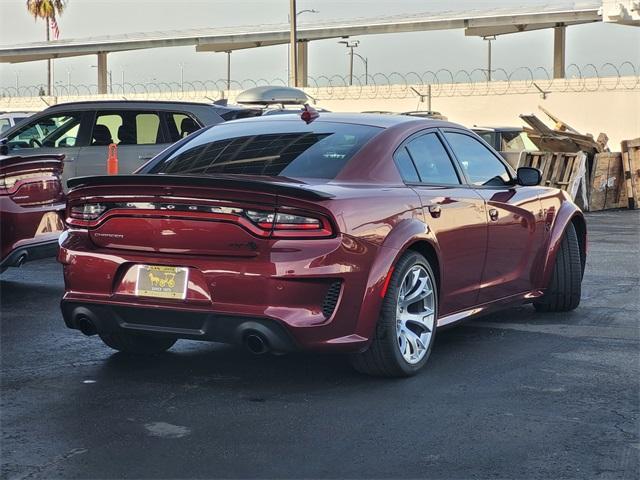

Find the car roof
[[43, 100, 215, 110], [472, 126, 523, 132], [227, 112, 462, 129]]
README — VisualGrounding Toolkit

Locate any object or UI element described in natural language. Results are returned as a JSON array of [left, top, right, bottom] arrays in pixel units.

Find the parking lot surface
[[1, 210, 639, 479]]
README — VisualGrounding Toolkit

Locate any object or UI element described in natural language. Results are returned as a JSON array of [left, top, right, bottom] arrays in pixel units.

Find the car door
[[395, 130, 488, 316], [4, 110, 90, 182], [442, 129, 543, 303], [78, 109, 170, 177]]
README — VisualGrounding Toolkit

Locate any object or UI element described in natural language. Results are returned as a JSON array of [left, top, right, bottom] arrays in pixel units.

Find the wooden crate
[[621, 138, 640, 210], [519, 151, 588, 207], [589, 152, 627, 211]]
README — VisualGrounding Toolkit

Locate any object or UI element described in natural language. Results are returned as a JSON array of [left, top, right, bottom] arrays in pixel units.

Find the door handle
[[428, 205, 441, 218], [489, 208, 499, 221], [138, 155, 154, 161]]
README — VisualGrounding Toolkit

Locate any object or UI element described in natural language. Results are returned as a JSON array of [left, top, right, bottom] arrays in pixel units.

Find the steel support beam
[[297, 40, 308, 87], [97, 52, 108, 94], [553, 25, 566, 79]]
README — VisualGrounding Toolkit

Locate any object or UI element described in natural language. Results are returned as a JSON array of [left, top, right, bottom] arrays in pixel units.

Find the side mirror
[[0, 138, 8, 156], [517, 167, 542, 186]]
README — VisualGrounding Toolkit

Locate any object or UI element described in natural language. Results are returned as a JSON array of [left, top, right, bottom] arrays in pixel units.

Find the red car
[[59, 113, 586, 376], [1, 153, 65, 272]]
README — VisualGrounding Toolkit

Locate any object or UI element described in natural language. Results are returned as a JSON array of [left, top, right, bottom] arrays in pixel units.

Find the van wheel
[[99, 332, 176, 355], [350, 251, 437, 377], [534, 222, 582, 312]]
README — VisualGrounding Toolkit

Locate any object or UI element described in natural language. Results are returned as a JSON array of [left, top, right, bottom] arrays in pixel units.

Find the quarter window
[[405, 133, 460, 185], [394, 147, 420, 183], [444, 132, 511, 186]]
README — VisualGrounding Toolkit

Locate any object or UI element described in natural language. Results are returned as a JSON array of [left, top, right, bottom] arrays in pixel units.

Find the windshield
[[147, 120, 381, 180]]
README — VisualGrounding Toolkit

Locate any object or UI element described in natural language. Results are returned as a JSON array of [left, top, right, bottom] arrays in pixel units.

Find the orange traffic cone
[[107, 143, 118, 175]]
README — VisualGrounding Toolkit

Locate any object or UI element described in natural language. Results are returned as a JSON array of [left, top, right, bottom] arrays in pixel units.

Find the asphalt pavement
[[1, 210, 639, 479]]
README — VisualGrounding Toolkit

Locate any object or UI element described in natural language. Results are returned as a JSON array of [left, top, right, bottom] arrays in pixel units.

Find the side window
[[393, 147, 420, 183], [405, 133, 460, 185], [7, 113, 82, 149], [444, 132, 511, 186], [91, 111, 164, 146], [164, 112, 201, 143]]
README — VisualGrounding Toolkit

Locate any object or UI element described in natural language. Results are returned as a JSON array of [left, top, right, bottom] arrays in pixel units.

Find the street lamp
[[288, 5, 318, 86], [338, 40, 360, 86], [483, 35, 496, 81], [352, 52, 368, 85], [179, 62, 185, 92]]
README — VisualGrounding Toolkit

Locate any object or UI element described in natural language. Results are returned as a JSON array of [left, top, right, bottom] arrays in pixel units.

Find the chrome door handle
[[138, 155, 154, 160], [489, 208, 499, 221], [428, 205, 441, 218]]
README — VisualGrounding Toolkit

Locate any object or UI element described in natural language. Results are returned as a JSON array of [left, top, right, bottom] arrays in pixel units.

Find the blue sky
[[0, 0, 638, 88]]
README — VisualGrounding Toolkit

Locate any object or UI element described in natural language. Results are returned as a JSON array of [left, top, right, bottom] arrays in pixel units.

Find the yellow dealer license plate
[[135, 265, 189, 300]]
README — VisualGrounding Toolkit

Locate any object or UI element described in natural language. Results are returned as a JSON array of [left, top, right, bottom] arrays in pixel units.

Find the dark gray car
[[1, 100, 225, 183]]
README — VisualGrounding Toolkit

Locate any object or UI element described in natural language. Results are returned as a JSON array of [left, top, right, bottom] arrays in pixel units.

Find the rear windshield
[[147, 120, 381, 180]]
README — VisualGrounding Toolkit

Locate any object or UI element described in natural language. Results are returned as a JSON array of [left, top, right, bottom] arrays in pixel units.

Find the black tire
[[350, 251, 438, 377], [99, 332, 176, 355], [534, 222, 582, 312]]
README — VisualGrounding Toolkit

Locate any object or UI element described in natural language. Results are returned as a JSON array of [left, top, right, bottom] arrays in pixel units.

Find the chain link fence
[[1, 62, 638, 105]]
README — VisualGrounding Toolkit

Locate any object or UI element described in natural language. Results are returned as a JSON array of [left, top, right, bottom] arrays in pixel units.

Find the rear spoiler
[[66, 174, 334, 201], [0, 154, 65, 175]]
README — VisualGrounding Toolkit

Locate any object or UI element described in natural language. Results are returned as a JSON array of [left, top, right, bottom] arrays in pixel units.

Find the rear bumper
[[58, 231, 395, 353], [61, 300, 297, 353], [1, 239, 59, 270]]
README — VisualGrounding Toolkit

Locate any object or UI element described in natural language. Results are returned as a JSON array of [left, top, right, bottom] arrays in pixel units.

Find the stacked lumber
[[520, 106, 608, 155]]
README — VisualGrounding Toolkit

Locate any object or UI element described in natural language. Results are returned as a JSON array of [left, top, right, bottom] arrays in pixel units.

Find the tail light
[[245, 209, 332, 238], [70, 203, 108, 220], [67, 202, 333, 238]]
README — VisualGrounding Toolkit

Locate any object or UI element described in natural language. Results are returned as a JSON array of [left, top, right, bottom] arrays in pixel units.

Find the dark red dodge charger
[[59, 113, 586, 376], [1, 153, 65, 272]]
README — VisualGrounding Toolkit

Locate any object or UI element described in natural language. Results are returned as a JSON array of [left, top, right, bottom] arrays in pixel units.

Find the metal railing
[[1, 62, 637, 104]]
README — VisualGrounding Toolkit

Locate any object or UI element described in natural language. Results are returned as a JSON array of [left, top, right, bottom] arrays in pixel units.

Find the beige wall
[[320, 89, 640, 148], [2, 81, 638, 147]]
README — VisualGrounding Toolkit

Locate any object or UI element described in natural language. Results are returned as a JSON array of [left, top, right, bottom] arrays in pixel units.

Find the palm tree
[[26, 0, 67, 96]]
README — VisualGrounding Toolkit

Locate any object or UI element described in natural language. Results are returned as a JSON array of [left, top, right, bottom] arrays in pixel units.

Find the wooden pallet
[[519, 151, 588, 207], [621, 138, 640, 210], [589, 152, 627, 211]]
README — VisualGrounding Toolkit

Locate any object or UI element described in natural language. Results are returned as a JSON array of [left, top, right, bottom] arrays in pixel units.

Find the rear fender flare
[[537, 202, 586, 289], [354, 218, 440, 343]]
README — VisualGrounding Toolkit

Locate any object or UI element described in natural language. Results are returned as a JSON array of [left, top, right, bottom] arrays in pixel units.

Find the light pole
[[179, 63, 185, 92], [483, 35, 496, 81], [338, 40, 360, 86], [352, 52, 368, 85], [287, 8, 318, 84], [225, 51, 231, 91], [15, 71, 20, 92]]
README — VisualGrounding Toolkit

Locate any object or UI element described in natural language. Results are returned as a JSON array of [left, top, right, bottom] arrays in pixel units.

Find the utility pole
[[289, 0, 298, 87]]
